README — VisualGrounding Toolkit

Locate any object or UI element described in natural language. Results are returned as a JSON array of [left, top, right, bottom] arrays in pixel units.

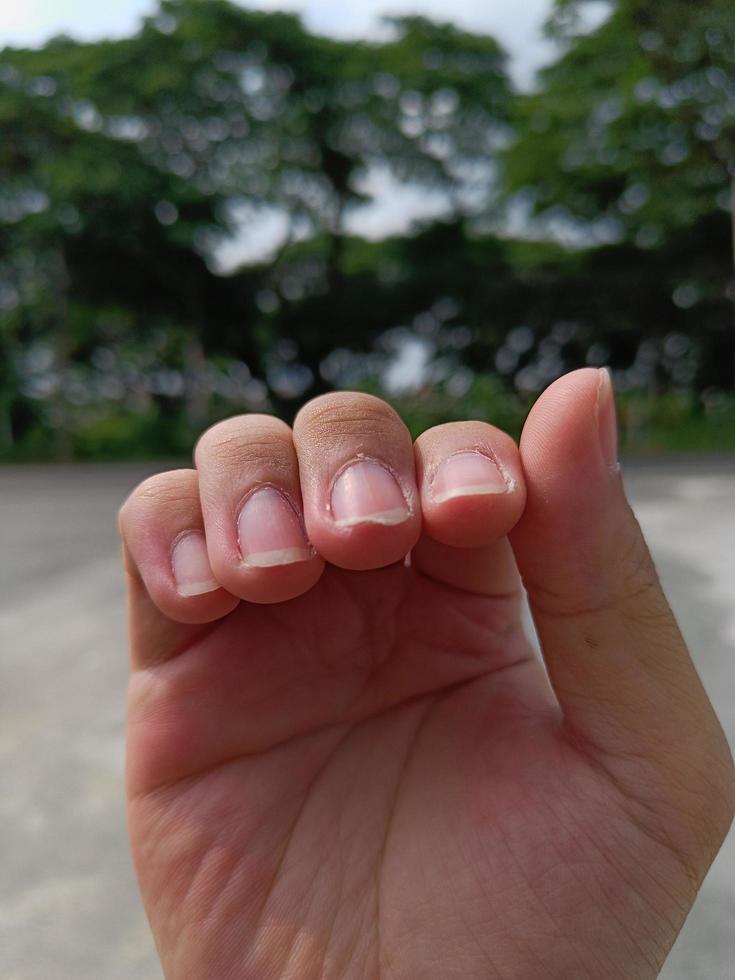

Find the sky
[[0, 0, 569, 266], [0, 0, 556, 87]]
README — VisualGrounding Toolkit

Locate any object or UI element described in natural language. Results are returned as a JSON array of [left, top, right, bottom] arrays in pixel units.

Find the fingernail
[[331, 459, 410, 528], [597, 368, 620, 473], [238, 487, 312, 567], [431, 451, 510, 503], [172, 532, 219, 597]]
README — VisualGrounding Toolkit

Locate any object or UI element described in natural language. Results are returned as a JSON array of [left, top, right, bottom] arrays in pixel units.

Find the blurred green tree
[[1, 1, 516, 435], [2, 0, 734, 459], [502, 0, 735, 389], [0, 44, 267, 452]]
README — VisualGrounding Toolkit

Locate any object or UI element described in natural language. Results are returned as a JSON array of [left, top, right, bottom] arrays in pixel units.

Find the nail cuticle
[[236, 483, 301, 521], [429, 448, 514, 503]]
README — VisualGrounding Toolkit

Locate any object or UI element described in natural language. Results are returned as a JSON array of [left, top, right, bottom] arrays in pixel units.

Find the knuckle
[[529, 516, 665, 624], [417, 420, 517, 455], [295, 391, 405, 441], [695, 737, 735, 844], [119, 470, 198, 526], [615, 515, 657, 586], [667, 743, 735, 874], [195, 415, 291, 469], [420, 420, 491, 441], [719, 755, 735, 836], [609, 518, 671, 623]]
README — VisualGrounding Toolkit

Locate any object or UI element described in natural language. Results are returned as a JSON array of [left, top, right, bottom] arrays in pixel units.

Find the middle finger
[[293, 392, 422, 570]]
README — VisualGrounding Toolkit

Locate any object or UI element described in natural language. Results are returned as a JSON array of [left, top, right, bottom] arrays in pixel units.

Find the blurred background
[[1, 0, 734, 459], [1, 2, 735, 979]]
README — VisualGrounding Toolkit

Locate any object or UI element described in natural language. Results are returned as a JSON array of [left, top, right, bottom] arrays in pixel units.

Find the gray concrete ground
[[1, 458, 734, 980]]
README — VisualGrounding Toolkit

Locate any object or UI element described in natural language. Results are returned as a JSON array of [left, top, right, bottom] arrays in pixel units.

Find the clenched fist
[[119, 369, 734, 979]]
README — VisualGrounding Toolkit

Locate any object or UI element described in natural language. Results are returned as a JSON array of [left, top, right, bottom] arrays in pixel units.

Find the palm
[[128, 560, 689, 979]]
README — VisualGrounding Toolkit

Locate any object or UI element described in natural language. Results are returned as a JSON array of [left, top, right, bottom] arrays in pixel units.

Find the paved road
[[1, 459, 734, 980]]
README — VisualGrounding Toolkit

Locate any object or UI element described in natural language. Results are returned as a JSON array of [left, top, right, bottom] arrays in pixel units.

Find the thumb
[[510, 369, 732, 814]]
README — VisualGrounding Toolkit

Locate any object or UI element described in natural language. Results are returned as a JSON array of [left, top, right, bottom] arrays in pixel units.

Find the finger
[[510, 369, 732, 795], [293, 392, 422, 570], [194, 415, 325, 604], [411, 421, 526, 596], [415, 421, 525, 547], [118, 469, 239, 631]]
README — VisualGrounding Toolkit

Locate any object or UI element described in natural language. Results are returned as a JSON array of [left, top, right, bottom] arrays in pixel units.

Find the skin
[[120, 369, 734, 979]]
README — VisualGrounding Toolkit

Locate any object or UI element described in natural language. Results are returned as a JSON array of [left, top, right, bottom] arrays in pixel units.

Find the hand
[[120, 369, 733, 979]]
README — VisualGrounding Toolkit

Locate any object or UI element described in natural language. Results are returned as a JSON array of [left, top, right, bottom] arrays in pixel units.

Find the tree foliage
[[507, 0, 734, 240], [0, 0, 733, 458]]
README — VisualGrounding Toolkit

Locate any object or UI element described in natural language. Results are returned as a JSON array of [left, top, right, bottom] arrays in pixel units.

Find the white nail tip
[[432, 483, 510, 503], [333, 507, 410, 528], [244, 547, 312, 568], [177, 580, 220, 598]]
